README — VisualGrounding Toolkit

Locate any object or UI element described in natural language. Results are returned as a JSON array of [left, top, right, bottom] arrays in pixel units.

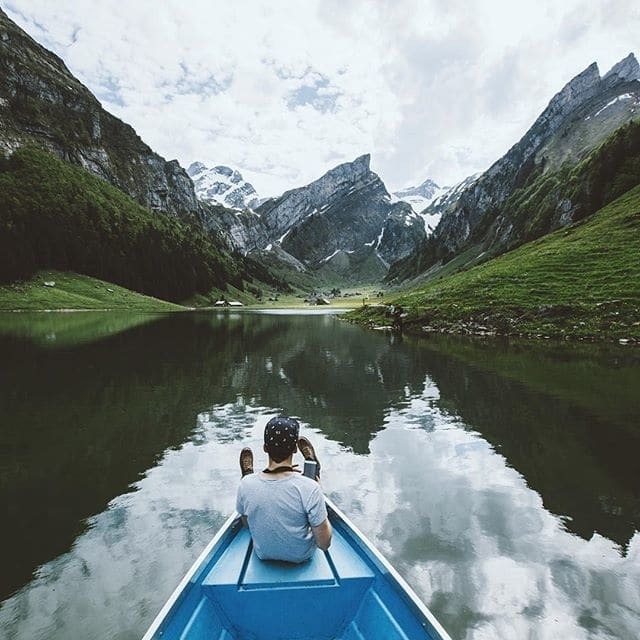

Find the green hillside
[[0, 270, 184, 311], [349, 184, 640, 341], [388, 119, 640, 284], [0, 147, 249, 302], [500, 119, 640, 245]]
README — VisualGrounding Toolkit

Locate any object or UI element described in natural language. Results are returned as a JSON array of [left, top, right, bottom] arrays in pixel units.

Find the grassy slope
[[0, 270, 185, 311], [348, 185, 640, 341], [388, 119, 640, 284]]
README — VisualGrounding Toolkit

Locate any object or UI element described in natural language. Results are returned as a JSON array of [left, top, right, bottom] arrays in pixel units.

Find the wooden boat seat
[[202, 527, 375, 639]]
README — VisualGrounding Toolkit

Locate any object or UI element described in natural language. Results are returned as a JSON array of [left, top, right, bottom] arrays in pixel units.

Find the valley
[[2, 6, 640, 640], [1, 6, 639, 343], [349, 184, 640, 341]]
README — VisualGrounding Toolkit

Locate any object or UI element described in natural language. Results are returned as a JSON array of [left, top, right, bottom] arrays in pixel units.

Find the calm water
[[0, 311, 639, 640]]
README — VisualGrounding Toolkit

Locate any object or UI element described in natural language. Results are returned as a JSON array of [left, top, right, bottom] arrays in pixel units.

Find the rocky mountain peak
[[603, 52, 640, 83], [228, 154, 427, 279], [256, 154, 385, 240], [187, 161, 207, 175], [352, 153, 371, 173], [212, 165, 243, 184], [187, 162, 259, 210], [545, 54, 639, 118], [395, 178, 440, 199], [393, 178, 449, 228], [547, 62, 601, 115], [319, 154, 372, 187]]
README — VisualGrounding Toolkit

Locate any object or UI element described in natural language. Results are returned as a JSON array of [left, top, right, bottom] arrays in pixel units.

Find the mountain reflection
[[411, 335, 640, 548], [1, 312, 639, 640], [0, 311, 427, 599]]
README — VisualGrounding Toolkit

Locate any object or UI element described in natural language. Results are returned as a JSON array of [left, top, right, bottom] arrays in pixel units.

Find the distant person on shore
[[236, 416, 332, 563]]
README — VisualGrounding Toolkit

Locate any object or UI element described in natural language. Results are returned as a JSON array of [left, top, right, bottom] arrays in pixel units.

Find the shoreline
[[344, 313, 640, 345], [3, 301, 636, 345]]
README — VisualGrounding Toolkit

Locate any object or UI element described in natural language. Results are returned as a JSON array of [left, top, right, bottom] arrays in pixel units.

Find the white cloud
[[4, 0, 640, 195]]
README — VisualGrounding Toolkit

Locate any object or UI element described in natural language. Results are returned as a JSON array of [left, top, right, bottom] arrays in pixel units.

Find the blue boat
[[142, 497, 452, 640]]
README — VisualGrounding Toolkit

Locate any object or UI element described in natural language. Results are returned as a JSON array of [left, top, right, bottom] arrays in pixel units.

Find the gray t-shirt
[[236, 472, 327, 563]]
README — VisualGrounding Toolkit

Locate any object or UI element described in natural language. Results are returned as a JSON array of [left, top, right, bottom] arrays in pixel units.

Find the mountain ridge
[[390, 52, 640, 282], [201, 154, 428, 284], [0, 8, 203, 224], [254, 154, 427, 281]]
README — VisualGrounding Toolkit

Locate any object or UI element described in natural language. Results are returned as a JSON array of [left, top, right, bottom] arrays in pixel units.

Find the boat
[[142, 496, 452, 640]]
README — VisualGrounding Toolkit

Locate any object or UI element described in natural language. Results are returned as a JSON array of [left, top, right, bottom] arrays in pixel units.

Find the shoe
[[297, 437, 321, 478], [240, 447, 254, 477]]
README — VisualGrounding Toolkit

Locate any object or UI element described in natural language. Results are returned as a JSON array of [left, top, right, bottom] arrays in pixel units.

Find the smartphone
[[303, 460, 317, 479]]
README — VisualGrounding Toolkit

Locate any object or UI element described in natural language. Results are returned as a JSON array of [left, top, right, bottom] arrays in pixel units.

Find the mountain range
[[1, 5, 639, 314], [195, 154, 428, 284], [0, 6, 428, 287]]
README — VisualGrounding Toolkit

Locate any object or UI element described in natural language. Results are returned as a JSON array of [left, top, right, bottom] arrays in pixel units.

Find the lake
[[0, 310, 639, 640]]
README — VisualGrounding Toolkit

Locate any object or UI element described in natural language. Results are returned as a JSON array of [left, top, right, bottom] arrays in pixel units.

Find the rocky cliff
[[255, 155, 426, 281], [395, 53, 640, 281], [0, 8, 202, 224]]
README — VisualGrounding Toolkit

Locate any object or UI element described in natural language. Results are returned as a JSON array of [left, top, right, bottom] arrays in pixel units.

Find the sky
[[4, 0, 640, 197]]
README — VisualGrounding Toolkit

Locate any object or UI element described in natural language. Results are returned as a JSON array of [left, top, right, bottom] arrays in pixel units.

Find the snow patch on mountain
[[187, 162, 261, 210], [418, 211, 443, 234], [393, 178, 449, 222], [592, 93, 638, 118], [415, 173, 483, 235]]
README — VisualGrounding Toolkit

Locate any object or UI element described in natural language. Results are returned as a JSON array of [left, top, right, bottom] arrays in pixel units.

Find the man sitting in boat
[[236, 416, 332, 563]]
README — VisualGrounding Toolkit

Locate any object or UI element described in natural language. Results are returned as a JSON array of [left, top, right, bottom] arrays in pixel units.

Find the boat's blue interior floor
[[158, 521, 437, 640]]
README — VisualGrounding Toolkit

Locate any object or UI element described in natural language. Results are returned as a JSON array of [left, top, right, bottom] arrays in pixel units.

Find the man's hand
[[311, 518, 332, 551]]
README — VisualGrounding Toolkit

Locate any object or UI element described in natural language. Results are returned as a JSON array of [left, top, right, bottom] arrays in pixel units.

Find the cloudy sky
[[5, 1, 639, 196]]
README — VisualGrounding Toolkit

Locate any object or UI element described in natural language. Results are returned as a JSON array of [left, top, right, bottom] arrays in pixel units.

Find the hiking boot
[[297, 437, 321, 478], [239, 447, 254, 477]]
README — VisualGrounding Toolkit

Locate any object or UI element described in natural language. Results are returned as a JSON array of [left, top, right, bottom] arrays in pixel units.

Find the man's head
[[263, 416, 299, 463]]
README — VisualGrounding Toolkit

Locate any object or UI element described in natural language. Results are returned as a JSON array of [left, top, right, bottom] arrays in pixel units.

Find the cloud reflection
[[328, 379, 640, 640], [1, 385, 638, 640]]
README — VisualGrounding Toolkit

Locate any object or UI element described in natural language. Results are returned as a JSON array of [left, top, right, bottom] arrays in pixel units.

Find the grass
[[348, 185, 640, 341], [0, 272, 383, 312], [0, 271, 186, 311]]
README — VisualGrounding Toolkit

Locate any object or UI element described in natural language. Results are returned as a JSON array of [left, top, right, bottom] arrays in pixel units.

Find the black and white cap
[[264, 416, 299, 461]]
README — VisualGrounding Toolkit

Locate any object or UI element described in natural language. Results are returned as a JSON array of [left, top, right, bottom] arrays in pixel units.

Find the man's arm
[[311, 518, 332, 551]]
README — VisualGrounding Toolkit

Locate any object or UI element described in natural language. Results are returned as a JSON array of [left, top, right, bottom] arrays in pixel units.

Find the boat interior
[[156, 517, 439, 640]]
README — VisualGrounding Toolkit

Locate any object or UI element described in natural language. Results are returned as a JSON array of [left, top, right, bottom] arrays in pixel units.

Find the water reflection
[[0, 312, 422, 599], [334, 406, 640, 640], [0, 312, 639, 640], [0, 311, 163, 348], [412, 335, 640, 548]]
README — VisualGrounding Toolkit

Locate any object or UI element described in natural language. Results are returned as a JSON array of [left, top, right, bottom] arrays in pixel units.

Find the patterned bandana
[[264, 416, 299, 462]]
